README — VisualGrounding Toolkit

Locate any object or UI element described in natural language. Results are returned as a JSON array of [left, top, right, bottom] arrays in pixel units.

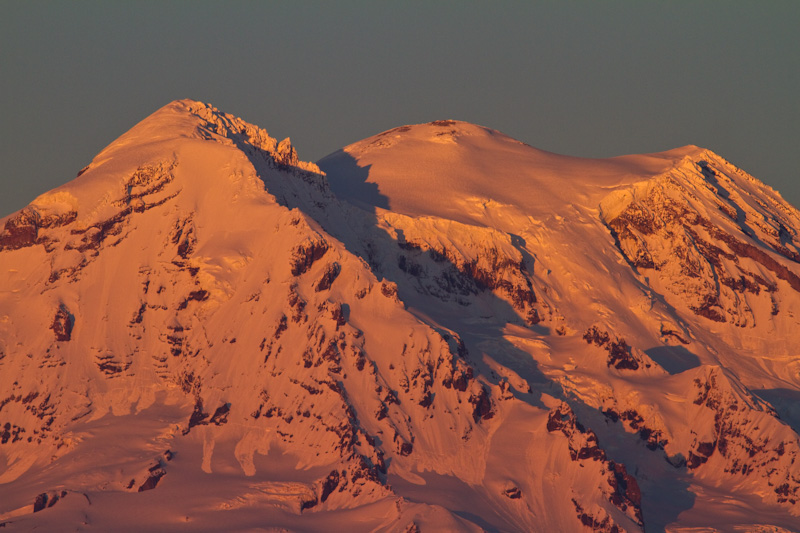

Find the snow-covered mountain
[[1, 100, 799, 532]]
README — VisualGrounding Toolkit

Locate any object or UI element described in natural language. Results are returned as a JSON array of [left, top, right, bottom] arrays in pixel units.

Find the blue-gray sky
[[2, 2, 798, 217]]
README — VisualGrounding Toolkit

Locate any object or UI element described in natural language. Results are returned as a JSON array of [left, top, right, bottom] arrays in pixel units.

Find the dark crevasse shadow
[[645, 346, 701, 375], [244, 146, 695, 531], [753, 388, 800, 436]]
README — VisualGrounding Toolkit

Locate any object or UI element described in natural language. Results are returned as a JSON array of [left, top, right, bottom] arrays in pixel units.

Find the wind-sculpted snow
[[1, 101, 800, 531]]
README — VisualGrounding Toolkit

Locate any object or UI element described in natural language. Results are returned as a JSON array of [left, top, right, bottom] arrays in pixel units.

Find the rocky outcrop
[[383, 214, 540, 324], [137, 463, 166, 492], [94, 354, 131, 377], [51, 304, 74, 342], [0, 207, 77, 251], [290, 239, 329, 277], [275, 138, 299, 168], [686, 367, 800, 506], [548, 403, 644, 528], [0, 209, 39, 251], [571, 498, 625, 533], [32, 491, 66, 512], [583, 326, 647, 370], [468, 385, 494, 423], [602, 156, 800, 326], [122, 161, 177, 207], [182, 400, 229, 434], [315, 262, 341, 292]]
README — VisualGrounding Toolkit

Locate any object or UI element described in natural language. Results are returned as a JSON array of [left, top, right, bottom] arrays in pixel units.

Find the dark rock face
[[183, 399, 209, 435], [604, 164, 800, 325], [32, 493, 48, 513], [166, 325, 186, 357], [1, 421, 25, 444], [602, 407, 668, 451], [0, 207, 77, 252], [608, 461, 643, 524], [395, 238, 540, 325], [315, 262, 341, 292], [31, 491, 66, 512], [209, 403, 230, 425], [275, 138, 299, 168], [69, 208, 132, 254], [0, 393, 56, 446], [297, 453, 385, 512], [583, 326, 611, 347], [0, 210, 39, 251], [126, 162, 176, 201], [290, 240, 329, 276], [300, 495, 318, 511], [547, 405, 605, 462], [138, 462, 166, 492], [606, 339, 639, 370], [170, 215, 195, 259], [51, 304, 75, 342], [468, 386, 494, 423], [394, 431, 414, 456], [131, 302, 146, 324], [583, 326, 642, 370], [183, 400, 230, 435], [95, 354, 131, 377], [548, 404, 644, 528], [571, 498, 623, 533], [177, 289, 209, 310], [380, 281, 398, 299], [686, 441, 715, 469], [687, 369, 800, 504], [320, 470, 340, 503]]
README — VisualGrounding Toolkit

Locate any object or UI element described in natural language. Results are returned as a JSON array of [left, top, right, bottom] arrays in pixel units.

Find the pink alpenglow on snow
[[1, 100, 800, 532]]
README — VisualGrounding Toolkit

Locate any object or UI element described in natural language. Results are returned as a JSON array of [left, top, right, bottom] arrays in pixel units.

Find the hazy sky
[[2, 2, 798, 217]]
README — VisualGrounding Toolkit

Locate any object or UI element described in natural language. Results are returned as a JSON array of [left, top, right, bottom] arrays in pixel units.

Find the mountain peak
[[87, 99, 319, 176], [0, 100, 323, 248], [319, 121, 713, 226]]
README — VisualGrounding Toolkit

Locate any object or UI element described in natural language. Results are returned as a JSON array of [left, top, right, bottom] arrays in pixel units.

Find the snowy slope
[[0, 102, 799, 532]]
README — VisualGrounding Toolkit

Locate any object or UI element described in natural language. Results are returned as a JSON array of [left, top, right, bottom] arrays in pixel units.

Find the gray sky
[[2, 2, 798, 217]]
